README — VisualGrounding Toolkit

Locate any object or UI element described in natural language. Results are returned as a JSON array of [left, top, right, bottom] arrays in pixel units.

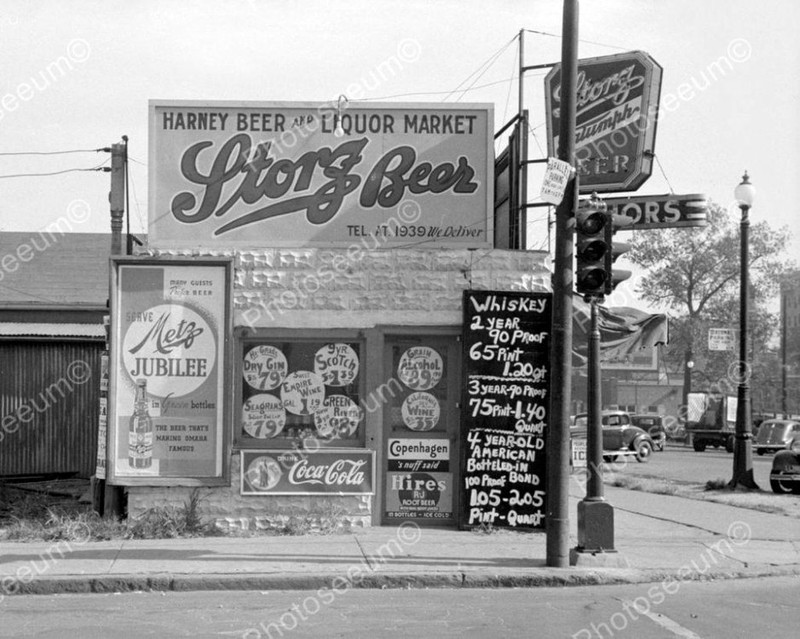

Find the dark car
[[631, 414, 667, 451], [754, 419, 800, 455], [572, 410, 654, 463], [769, 434, 800, 494]]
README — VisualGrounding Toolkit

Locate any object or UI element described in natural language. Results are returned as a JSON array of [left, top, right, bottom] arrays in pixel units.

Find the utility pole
[[546, 0, 578, 568], [109, 142, 125, 255], [104, 140, 127, 519]]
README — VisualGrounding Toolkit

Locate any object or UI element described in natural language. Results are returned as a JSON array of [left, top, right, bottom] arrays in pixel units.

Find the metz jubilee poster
[[108, 258, 231, 485]]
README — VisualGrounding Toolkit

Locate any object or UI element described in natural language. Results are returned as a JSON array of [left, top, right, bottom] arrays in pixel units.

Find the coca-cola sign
[[241, 450, 375, 495], [149, 101, 492, 249]]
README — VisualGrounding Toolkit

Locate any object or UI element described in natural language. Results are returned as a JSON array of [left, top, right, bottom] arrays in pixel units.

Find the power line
[[654, 154, 676, 193], [0, 148, 108, 156], [0, 163, 109, 179], [523, 28, 629, 51], [448, 37, 518, 103]]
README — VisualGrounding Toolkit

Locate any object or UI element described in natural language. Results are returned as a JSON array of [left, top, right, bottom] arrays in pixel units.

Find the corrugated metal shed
[[0, 341, 103, 478]]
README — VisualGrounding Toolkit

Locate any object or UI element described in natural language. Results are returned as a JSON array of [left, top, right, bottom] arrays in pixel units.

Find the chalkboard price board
[[460, 290, 552, 529]]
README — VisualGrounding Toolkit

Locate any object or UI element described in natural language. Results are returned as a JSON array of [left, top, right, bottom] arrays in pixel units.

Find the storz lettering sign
[[460, 291, 552, 529], [240, 450, 374, 495], [545, 51, 663, 193], [109, 258, 232, 485], [148, 101, 493, 249]]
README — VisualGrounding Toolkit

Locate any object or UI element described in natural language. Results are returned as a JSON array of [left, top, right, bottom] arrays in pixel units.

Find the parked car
[[631, 414, 667, 451], [769, 435, 800, 493], [571, 410, 654, 463], [754, 419, 800, 455]]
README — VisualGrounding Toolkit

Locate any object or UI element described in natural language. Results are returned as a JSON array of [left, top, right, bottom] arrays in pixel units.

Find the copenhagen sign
[[545, 51, 663, 194], [148, 100, 493, 249], [602, 193, 708, 229]]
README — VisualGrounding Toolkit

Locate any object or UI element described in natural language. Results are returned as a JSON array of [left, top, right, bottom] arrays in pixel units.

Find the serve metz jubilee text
[[169, 134, 479, 235], [128, 312, 208, 378]]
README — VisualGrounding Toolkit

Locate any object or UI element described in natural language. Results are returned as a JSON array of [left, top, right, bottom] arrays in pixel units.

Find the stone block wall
[[127, 246, 551, 527]]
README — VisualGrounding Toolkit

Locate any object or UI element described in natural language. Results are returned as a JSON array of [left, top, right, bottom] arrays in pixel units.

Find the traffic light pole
[[573, 294, 619, 559], [546, 0, 578, 569], [585, 296, 603, 501]]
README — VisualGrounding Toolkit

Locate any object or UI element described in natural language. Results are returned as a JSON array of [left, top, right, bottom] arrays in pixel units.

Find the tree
[[626, 201, 794, 402]]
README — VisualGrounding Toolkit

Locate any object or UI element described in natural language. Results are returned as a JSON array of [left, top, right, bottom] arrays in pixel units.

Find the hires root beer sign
[[148, 101, 493, 249]]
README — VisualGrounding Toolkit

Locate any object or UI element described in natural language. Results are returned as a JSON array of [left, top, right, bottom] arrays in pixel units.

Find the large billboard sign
[[545, 51, 663, 194], [148, 101, 493, 249], [108, 258, 232, 485]]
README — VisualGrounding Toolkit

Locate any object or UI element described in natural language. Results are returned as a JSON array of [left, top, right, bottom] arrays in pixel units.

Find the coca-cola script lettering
[[288, 458, 367, 487]]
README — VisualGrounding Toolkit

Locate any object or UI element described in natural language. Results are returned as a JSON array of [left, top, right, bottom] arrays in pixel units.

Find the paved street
[[610, 444, 775, 487], [1, 575, 797, 638]]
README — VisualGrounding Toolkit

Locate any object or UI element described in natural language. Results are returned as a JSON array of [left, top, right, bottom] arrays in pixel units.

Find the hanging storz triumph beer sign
[[108, 258, 232, 485], [148, 100, 493, 248], [545, 51, 663, 193]]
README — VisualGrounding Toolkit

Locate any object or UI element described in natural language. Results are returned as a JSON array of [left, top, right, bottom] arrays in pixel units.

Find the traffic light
[[575, 194, 609, 297], [604, 213, 634, 294]]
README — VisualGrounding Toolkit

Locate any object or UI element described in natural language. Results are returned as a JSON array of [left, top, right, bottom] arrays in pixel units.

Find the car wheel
[[693, 439, 707, 452], [770, 474, 794, 494], [756, 449, 765, 456], [725, 436, 734, 454], [635, 440, 652, 463]]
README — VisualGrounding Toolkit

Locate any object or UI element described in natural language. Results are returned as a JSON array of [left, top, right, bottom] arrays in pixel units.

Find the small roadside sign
[[540, 157, 574, 205], [708, 328, 736, 351], [571, 438, 587, 468]]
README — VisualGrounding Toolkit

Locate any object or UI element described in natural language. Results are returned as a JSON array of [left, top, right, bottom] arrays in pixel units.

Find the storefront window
[[388, 343, 451, 434], [237, 337, 364, 448]]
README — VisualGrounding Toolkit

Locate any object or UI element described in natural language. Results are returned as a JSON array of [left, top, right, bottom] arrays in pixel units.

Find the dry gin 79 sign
[[149, 100, 493, 249], [108, 258, 232, 485]]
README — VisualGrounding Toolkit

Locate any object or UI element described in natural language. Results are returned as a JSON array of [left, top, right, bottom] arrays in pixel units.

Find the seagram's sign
[[148, 101, 493, 249]]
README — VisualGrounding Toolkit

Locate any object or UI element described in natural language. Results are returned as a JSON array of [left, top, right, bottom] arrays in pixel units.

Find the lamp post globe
[[730, 171, 759, 490]]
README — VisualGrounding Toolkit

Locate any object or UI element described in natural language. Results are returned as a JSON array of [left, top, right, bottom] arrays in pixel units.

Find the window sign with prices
[[239, 339, 365, 448], [392, 345, 447, 433]]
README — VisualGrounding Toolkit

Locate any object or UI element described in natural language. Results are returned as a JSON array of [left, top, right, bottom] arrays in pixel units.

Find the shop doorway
[[381, 333, 461, 526]]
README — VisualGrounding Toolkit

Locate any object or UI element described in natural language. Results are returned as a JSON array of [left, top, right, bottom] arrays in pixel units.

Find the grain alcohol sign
[[545, 51, 663, 193], [148, 100, 493, 248]]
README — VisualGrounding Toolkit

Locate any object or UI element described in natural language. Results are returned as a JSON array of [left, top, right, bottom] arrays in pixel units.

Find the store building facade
[[111, 100, 551, 531]]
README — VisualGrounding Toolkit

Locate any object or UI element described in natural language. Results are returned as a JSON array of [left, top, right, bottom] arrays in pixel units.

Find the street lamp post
[[682, 350, 694, 422], [730, 172, 759, 490]]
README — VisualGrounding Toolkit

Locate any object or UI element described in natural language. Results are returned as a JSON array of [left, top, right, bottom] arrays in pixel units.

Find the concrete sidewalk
[[1, 485, 799, 597]]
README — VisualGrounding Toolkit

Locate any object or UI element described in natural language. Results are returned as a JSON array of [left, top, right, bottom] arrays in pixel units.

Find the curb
[[5, 564, 800, 597]]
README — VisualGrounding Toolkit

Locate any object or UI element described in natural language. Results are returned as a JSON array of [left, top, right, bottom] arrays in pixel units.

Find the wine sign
[[460, 290, 552, 529]]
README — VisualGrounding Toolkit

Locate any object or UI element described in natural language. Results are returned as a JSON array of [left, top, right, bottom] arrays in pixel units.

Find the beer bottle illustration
[[129, 379, 153, 469]]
